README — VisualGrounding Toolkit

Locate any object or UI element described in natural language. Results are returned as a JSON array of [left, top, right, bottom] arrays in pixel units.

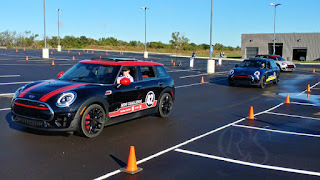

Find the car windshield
[[240, 60, 266, 68], [59, 63, 118, 84]]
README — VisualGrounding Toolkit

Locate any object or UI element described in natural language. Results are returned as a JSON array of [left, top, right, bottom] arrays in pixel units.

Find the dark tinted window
[[140, 66, 156, 80], [60, 63, 117, 84], [155, 65, 168, 78]]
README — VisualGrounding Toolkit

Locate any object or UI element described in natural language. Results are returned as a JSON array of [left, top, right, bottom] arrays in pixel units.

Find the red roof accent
[[39, 83, 88, 102], [257, 55, 281, 57], [18, 80, 55, 98], [80, 60, 163, 66]]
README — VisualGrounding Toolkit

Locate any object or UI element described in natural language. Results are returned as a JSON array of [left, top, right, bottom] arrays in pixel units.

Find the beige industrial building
[[241, 33, 320, 61]]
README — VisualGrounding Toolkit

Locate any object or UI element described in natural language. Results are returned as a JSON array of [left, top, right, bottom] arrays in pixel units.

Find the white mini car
[[256, 55, 296, 72]]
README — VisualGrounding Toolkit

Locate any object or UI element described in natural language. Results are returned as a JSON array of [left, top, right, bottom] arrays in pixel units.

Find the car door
[[109, 66, 146, 118], [138, 65, 160, 109], [266, 60, 276, 82]]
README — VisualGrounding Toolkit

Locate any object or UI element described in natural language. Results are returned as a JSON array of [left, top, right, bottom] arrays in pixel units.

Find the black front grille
[[287, 65, 294, 68], [15, 116, 44, 128], [13, 99, 53, 121]]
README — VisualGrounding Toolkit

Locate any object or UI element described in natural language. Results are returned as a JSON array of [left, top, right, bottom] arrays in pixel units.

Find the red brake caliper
[[85, 114, 90, 130]]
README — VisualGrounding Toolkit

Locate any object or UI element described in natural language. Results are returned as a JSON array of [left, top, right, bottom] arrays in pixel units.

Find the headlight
[[229, 70, 234, 75], [56, 92, 77, 107], [281, 63, 286, 66], [254, 71, 260, 79], [13, 86, 25, 99]]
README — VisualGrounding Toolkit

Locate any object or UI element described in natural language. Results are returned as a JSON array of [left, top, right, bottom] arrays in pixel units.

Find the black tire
[[259, 76, 267, 88], [273, 74, 279, 84], [78, 104, 106, 138], [157, 93, 173, 118]]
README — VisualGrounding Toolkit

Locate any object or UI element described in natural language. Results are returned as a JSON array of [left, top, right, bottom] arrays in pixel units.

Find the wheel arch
[[72, 96, 110, 130]]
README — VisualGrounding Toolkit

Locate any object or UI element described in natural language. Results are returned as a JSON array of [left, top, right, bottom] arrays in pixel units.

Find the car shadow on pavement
[[5, 112, 72, 137]]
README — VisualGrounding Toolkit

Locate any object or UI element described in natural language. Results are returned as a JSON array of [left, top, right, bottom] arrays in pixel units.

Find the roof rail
[[90, 57, 139, 61]]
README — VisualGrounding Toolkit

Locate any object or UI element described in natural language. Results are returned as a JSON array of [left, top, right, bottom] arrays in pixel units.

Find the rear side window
[[155, 65, 169, 78], [140, 66, 156, 80]]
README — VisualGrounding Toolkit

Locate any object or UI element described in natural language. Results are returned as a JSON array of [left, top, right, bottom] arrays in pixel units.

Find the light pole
[[56, 8, 62, 52], [42, 0, 49, 58], [269, 3, 281, 55], [207, 0, 215, 73], [140, 7, 149, 59]]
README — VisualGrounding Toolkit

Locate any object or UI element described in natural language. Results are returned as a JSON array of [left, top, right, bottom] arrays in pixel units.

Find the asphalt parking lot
[[1, 48, 320, 179]]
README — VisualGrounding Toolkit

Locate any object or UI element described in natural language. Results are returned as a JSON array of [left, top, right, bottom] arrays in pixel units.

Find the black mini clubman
[[11, 58, 175, 138]]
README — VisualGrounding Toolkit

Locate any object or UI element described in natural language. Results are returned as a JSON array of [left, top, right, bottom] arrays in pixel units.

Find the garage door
[[246, 47, 259, 58]]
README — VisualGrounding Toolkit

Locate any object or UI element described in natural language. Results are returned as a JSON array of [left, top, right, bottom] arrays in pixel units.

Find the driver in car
[[117, 67, 134, 84]]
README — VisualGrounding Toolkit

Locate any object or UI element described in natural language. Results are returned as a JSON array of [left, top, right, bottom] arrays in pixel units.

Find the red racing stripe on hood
[[18, 80, 55, 98], [39, 83, 88, 102]]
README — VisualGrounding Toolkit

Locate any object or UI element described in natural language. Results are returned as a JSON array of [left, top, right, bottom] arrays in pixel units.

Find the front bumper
[[228, 75, 260, 85], [280, 65, 296, 71], [11, 98, 79, 132]]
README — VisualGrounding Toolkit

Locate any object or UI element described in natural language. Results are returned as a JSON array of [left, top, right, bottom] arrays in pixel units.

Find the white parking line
[[0, 81, 34, 85], [0, 108, 10, 111], [94, 103, 283, 179], [176, 82, 209, 88], [167, 68, 203, 73], [175, 149, 320, 177], [290, 102, 318, 106], [232, 124, 320, 138], [297, 82, 320, 96], [266, 112, 320, 121], [179, 71, 228, 79], [0, 75, 20, 78], [0, 93, 14, 97]]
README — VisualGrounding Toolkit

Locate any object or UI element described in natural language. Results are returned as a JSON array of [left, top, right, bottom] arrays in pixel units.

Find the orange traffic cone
[[26, 56, 28, 61], [51, 60, 55, 66], [247, 106, 255, 120], [201, 76, 204, 83], [51, 51, 53, 55], [23, 48, 25, 51], [72, 56, 75, 60], [5, 47, 7, 50], [86, 50, 88, 53], [68, 49, 70, 53], [79, 52, 81, 55], [307, 93, 310, 99], [306, 84, 311, 93], [285, 94, 290, 104], [92, 50, 94, 53], [16, 49, 18, 52], [173, 62, 176, 66], [313, 68, 315, 73], [120, 146, 143, 174], [216, 62, 218, 66], [100, 56, 101, 59]]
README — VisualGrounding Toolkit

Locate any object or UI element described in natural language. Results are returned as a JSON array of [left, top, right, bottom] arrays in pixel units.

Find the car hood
[[275, 60, 295, 65], [233, 67, 263, 75], [17, 79, 109, 102]]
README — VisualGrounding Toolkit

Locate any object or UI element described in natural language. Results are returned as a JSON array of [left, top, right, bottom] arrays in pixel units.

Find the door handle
[[135, 86, 142, 89]]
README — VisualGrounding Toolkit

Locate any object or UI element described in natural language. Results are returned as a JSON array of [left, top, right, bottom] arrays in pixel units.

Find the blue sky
[[2, 0, 319, 47]]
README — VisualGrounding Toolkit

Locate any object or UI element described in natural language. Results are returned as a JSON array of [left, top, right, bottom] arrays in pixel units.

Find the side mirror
[[235, 64, 239, 67], [57, 72, 64, 78], [120, 78, 131, 86]]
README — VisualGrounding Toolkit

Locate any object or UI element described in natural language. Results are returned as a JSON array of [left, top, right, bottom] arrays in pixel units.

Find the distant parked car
[[255, 55, 296, 72], [228, 58, 280, 88]]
